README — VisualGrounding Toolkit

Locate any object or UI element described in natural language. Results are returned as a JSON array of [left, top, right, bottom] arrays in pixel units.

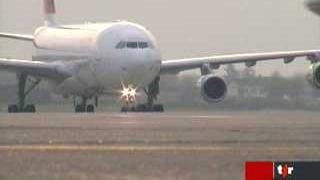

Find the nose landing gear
[[120, 85, 137, 112], [121, 85, 137, 105], [121, 76, 164, 112]]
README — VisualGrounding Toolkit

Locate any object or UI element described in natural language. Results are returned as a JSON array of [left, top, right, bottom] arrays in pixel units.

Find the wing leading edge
[[0, 32, 34, 41], [161, 50, 320, 74], [0, 58, 71, 79]]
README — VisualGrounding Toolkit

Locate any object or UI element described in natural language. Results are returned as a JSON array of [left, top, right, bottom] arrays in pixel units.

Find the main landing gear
[[121, 76, 164, 112], [73, 96, 98, 113], [8, 74, 40, 113]]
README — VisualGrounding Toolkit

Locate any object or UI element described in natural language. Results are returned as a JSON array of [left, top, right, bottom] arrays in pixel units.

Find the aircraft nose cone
[[121, 56, 160, 89]]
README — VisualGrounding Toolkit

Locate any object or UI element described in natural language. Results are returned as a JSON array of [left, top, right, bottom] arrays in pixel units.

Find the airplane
[[0, 0, 320, 113]]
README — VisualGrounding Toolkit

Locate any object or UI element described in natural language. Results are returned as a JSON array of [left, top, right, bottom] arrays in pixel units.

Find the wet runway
[[0, 111, 320, 180]]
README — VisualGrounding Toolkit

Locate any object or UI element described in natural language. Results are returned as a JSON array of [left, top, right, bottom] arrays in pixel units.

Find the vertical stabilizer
[[43, 0, 57, 26]]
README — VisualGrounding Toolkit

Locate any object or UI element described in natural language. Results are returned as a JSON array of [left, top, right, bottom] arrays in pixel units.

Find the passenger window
[[138, 42, 148, 49], [116, 41, 126, 49], [127, 42, 138, 48]]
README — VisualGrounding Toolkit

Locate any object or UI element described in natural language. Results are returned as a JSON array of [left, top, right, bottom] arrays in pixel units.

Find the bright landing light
[[120, 84, 137, 105]]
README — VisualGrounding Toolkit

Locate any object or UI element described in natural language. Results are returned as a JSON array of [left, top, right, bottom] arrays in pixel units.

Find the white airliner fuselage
[[33, 21, 161, 98]]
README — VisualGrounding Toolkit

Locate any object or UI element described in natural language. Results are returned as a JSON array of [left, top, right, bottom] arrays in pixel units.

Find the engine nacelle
[[198, 75, 228, 103], [305, 0, 320, 15], [307, 63, 320, 89]]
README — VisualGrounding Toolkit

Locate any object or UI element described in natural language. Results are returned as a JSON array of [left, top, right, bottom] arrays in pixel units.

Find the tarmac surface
[[0, 110, 320, 180]]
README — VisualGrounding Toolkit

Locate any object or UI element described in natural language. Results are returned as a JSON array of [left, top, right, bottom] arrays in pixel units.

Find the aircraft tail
[[43, 0, 57, 26]]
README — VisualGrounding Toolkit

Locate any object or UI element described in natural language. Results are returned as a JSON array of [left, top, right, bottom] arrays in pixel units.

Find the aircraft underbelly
[[34, 51, 106, 96], [52, 57, 158, 97], [51, 60, 109, 96], [47, 57, 146, 97]]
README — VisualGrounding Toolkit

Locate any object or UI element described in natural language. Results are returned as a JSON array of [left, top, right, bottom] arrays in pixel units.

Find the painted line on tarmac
[[109, 114, 233, 119], [147, 115, 233, 119], [0, 145, 229, 152], [0, 145, 319, 152], [190, 115, 232, 119]]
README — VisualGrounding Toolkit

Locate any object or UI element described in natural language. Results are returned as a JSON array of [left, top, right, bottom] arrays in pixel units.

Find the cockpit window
[[127, 42, 138, 48], [116, 41, 126, 49], [116, 41, 153, 49], [138, 42, 148, 49]]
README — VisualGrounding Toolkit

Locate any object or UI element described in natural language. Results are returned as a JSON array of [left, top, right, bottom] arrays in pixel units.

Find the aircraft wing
[[0, 32, 34, 41], [0, 58, 71, 79], [161, 50, 320, 74]]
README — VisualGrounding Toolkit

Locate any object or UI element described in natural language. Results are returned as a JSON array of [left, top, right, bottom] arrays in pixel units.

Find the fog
[[0, 0, 319, 76]]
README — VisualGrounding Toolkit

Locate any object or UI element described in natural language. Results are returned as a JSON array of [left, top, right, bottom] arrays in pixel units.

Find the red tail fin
[[43, 0, 57, 26], [44, 0, 56, 14]]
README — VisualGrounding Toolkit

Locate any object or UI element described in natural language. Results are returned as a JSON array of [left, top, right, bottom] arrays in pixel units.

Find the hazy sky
[[0, 0, 319, 76]]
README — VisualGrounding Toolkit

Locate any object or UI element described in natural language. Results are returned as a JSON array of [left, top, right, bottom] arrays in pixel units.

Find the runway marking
[[108, 114, 233, 118], [0, 145, 319, 152], [141, 115, 233, 119], [117, 121, 140, 125], [189, 116, 232, 119]]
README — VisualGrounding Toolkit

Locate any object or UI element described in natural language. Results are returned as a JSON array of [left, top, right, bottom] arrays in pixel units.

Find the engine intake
[[307, 63, 320, 89], [199, 75, 227, 103], [305, 0, 320, 15]]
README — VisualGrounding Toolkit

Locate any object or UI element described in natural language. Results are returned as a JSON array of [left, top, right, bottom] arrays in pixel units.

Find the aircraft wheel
[[29, 104, 36, 113], [87, 104, 95, 113], [75, 105, 86, 113], [135, 104, 147, 112], [153, 104, 164, 112], [24, 104, 36, 113], [121, 107, 129, 112], [8, 104, 19, 113]]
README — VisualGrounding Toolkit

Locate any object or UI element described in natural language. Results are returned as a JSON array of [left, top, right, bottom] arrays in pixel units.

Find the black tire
[[130, 107, 136, 112], [153, 104, 164, 112], [121, 107, 128, 112], [136, 104, 147, 112], [75, 105, 86, 113], [23, 106, 29, 113], [8, 105, 13, 113], [24, 104, 36, 113], [29, 104, 36, 113], [8, 104, 18, 113], [87, 104, 95, 113]]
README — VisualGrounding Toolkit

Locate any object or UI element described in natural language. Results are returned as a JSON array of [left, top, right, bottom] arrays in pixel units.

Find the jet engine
[[307, 63, 320, 89], [305, 0, 320, 15], [198, 75, 227, 103]]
